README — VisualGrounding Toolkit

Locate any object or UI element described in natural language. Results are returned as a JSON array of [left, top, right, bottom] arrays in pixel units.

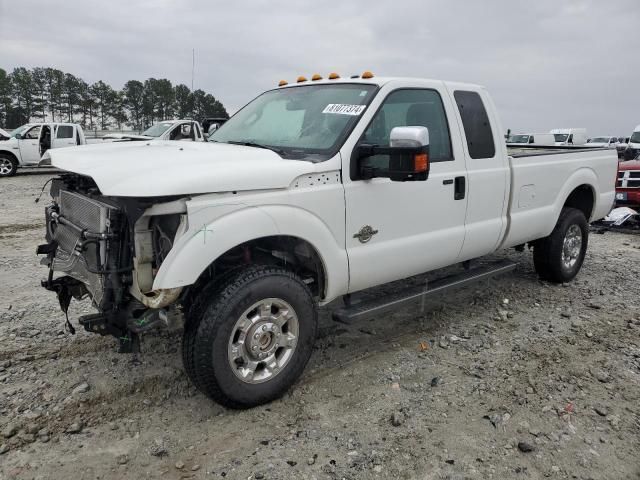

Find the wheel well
[[188, 235, 327, 300], [563, 185, 594, 220], [0, 151, 19, 163]]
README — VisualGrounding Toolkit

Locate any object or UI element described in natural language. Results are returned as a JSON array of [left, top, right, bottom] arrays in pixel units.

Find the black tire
[[183, 265, 318, 409], [533, 207, 588, 283], [0, 154, 18, 177]]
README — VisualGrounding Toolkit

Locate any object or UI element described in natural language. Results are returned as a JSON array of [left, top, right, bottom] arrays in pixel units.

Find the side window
[[359, 88, 453, 173], [453, 90, 495, 159], [24, 126, 41, 140], [56, 125, 74, 139]]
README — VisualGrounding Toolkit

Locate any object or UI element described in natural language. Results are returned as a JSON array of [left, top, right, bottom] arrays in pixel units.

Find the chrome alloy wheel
[[561, 224, 582, 270], [0, 157, 13, 176], [227, 298, 299, 384]]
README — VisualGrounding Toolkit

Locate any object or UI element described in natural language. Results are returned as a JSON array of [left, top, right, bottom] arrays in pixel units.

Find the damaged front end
[[37, 174, 187, 352]]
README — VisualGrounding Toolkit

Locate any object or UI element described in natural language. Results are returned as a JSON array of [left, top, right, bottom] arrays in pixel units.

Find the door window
[[453, 90, 495, 159], [355, 89, 453, 179], [24, 126, 41, 139], [56, 125, 74, 139]]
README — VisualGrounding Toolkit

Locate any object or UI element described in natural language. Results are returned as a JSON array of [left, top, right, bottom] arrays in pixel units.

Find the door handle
[[442, 179, 454, 185], [454, 176, 466, 200]]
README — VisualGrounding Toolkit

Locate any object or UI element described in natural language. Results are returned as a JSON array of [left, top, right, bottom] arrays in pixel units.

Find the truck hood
[[48, 141, 316, 197], [102, 133, 153, 141], [619, 160, 640, 171]]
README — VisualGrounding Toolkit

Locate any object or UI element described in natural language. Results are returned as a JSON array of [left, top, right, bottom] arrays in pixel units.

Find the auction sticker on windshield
[[323, 104, 366, 115]]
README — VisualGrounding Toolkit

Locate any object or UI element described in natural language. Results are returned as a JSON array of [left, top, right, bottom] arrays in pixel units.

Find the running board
[[331, 260, 517, 324]]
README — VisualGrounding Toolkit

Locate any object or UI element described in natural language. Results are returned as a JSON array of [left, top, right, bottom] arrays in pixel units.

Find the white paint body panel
[[47, 77, 618, 303]]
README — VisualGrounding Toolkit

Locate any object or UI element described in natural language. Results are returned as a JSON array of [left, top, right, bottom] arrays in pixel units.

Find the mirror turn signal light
[[414, 153, 429, 173], [297, 76, 307, 83], [278, 80, 288, 86], [361, 71, 374, 79], [311, 74, 323, 81], [328, 72, 340, 79]]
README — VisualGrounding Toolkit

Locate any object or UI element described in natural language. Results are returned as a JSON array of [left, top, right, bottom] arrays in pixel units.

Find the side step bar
[[331, 260, 517, 324]]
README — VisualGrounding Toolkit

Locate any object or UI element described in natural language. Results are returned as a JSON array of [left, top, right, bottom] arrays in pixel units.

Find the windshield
[[590, 137, 609, 143], [630, 132, 640, 143], [141, 122, 174, 137], [507, 135, 530, 143], [10, 124, 32, 138], [212, 84, 378, 160], [553, 134, 569, 142]]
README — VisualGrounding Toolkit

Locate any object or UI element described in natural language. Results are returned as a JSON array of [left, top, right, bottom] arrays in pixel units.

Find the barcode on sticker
[[322, 104, 366, 115]]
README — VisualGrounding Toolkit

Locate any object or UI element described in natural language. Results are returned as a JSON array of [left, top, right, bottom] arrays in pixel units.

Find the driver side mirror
[[356, 126, 430, 182], [14, 133, 22, 140]]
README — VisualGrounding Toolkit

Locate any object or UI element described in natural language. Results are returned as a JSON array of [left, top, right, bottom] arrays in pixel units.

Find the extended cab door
[[18, 125, 42, 165], [52, 125, 77, 149], [445, 86, 509, 260], [342, 81, 469, 293]]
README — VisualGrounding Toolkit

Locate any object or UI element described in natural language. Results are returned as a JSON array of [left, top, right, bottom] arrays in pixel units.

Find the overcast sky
[[1, 0, 638, 135]]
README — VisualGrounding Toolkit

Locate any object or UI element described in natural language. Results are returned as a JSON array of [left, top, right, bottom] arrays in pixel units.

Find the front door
[[18, 125, 42, 164], [343, 86, 468, 293]]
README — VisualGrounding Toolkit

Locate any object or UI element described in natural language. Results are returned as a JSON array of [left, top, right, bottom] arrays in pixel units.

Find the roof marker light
[[328, 72, 340, 80], [311, 74, 323, 81], [297, 76, 307, 83], [361, 71, 374, 79], [278, 80, 288, 86]]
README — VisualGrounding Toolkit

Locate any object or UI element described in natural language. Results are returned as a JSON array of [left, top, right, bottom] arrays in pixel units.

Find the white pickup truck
[[102, 119, 205, 142], [0, 122, 86, 177], [38, 74, 616, 408]]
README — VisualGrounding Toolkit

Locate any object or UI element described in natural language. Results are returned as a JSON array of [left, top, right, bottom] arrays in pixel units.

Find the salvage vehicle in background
[[0, 127, 9, 140], [616, 156, 640, 208], [38, 73, 617, 408], [103, 120, 205, 142], [617, 137, 630, 159], [0, 122, 85, 177], [623, 125, 640, 160], [506, 133, 555, 145], [551, 128, 588, 145], [202, 117, 228, 137], [587, 136, 619, 148]]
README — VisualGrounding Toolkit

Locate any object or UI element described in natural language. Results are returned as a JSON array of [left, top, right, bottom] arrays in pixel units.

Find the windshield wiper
[[225, 140, 285, 156]]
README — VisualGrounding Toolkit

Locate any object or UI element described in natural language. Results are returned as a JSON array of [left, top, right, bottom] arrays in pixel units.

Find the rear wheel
[[533, 207, 588, 283], [183, 265, 317, 408], [0, 154, 17, 177]]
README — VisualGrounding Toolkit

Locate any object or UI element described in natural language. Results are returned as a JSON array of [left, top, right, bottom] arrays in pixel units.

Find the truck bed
[[502, 146, 618, 248]]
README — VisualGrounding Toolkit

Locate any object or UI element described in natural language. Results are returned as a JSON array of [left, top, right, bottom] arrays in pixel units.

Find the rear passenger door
[[52, 125, 77, 149], [343, 83, 469, 293], [445, 87, 510, 260]]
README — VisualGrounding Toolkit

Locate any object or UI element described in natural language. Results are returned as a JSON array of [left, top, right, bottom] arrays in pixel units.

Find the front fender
[[152, 204, 348, 303]]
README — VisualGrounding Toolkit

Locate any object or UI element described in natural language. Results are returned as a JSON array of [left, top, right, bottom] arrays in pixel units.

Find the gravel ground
[[1, 170, 639, 480]]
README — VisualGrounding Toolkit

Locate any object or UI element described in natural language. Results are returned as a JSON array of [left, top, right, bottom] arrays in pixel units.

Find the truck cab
[[0, 122, 85, 177]]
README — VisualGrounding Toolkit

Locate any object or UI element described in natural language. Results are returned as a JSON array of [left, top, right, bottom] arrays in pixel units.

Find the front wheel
[[0, 154, 18, 177], [183, 265, 318, 409], [533, 207, 588, 283]]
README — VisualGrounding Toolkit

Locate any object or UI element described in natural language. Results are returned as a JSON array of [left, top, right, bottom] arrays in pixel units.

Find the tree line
[[0, 67, 228, 131]]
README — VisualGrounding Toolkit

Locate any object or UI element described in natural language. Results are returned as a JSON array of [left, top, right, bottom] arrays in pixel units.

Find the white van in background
[[623, 125, 640, 160], [506, 133, 555, 145], [550, 128, 588, 146]]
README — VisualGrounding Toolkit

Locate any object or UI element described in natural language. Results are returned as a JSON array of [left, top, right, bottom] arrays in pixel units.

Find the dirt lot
[[0, 170, 639, 480]]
